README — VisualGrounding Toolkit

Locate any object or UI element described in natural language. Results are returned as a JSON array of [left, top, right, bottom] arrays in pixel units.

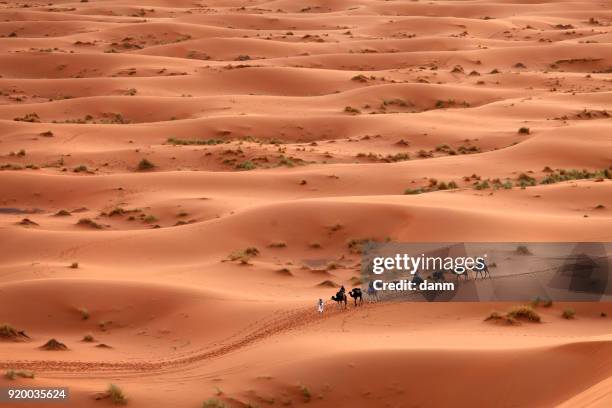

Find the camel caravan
[[329, 285, 375, 309], [325, 263, 492, 311]]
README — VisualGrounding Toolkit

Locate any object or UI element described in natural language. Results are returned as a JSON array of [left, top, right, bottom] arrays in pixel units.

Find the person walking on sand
[[317, 298, 324, 314]]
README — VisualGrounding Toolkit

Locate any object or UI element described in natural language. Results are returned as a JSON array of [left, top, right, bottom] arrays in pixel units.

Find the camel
[[348, 288, 363, 306], [474, 263, 491, 279], [331, 290, 347, 308]]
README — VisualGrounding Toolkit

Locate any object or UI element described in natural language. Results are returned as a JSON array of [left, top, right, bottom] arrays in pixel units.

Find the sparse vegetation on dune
[[562, 308, 576, 319], [40, 338, 68, 350], [78, 307, 90, 320], [299, 384, 312, 402], [137, 158, 155, 171], [77, 218, 103, 229], [97, 384, 127, 405], [202, 399, 226, 408], [227, 247, 260, 264], [167, 138, 225, 146], [507, 306, 541, 322], [486, 306, 541, 324], [515, 245, 532, 255], [0, 323, 28, 341], [5, 370, 35, 380]]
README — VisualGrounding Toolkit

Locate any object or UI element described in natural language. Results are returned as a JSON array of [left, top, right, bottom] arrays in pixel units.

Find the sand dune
[[0, 0, 611, 407]]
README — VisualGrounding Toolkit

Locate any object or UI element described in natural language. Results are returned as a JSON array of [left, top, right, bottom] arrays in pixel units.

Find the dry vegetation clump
[[202, 399, 225, 408], [0, 323, 29, 341], [235, 160, 256, 171], [18, 218, 38, 226], [507, 306, 541, 322], [5, 370, 35, 380], [14, 113, 40, 122], [486, 306, 541, 324], [530, 297, 553, 308], [344, 106, 361, 114], [299, 384, 312, 402], [276, 268, 293, 276], [40, 338, 68, 350], [484, 311, 518, 325], [137, 158, 155, 171], [95, 384, 127, 405], [228, 247, 260, 264], [78, 307, 90, 320], [515, 245, 532, 255], [268, 242, 287, 248], [77, 218, 103, 229], [518, 127, 530, 134], [167, 138, 225, 146], [562, 308, 576, 319]]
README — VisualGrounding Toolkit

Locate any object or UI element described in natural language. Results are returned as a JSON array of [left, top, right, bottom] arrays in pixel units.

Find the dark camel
[[474, 263, 491, 279], [331, 290, 347, 308], [348, 288, 363, 306]]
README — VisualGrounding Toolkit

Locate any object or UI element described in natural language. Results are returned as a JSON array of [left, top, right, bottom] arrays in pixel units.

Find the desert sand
[[0, 0, 611, 407]]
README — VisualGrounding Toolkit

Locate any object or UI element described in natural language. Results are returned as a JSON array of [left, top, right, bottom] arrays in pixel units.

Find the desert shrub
[[518, 127, 530, 134], [82, 333, 95, 342], [235, 160, 256, 171], [562, 308, 576, 319], [299, 384, 311, 402], [516, 173, 536, 188], [143, 215, 158, 223], [78, 307, 89, 320], [458, 145, 480, 154], [107, 384, 127, 405], [347, 238, 373, 254], [77, 218, 103, 229], [268, 242, 286, 248], [40, 338, 68, 350], [484, 311, 518, 325], [474, 180, 490, 190], [531, 297, 553, 308], [14, 113, 40, 122], [404, 188, 425, 195], [515, 245, 532, 255], [507, 306, 541, 322], [202, 399, 225, 408], [73, 165, 88, 173], [137, 159, 155, 171], [228, 247, 259, 264], [5, 370, 34, 380], [167, 138, 224, 146], [70, 262, 79, 269], [0, 324, 19, 339], [344, 106, 361, 114]]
